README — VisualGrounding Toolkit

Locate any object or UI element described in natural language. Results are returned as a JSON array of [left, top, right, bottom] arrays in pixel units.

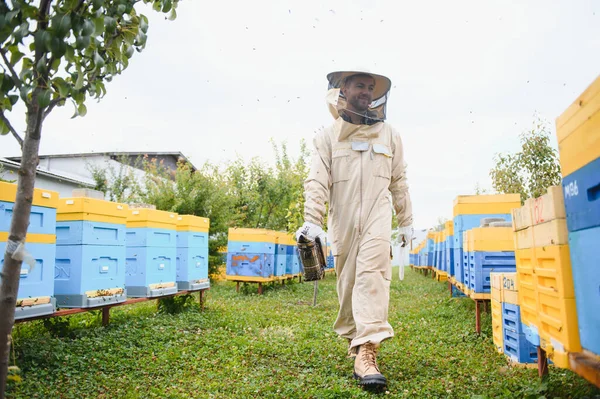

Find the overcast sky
[[2, 0, 599, 229]]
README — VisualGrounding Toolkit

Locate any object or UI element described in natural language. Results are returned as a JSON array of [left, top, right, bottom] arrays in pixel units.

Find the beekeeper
[[296, 70, 413, 390]]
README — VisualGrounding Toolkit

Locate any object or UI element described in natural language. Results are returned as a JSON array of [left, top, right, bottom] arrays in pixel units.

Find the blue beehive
[[454, 248, 463, 282], [227, 229, 277, 279], [467, 226, 516, 293], [503, 303, 538, 363], [563, 157, 600, 233], [176, 215, 210, 291], [54, 197, 129, 308], [126, 208, 178, 298], [568, 225, 600, 356], [0, 182, 58, 319]]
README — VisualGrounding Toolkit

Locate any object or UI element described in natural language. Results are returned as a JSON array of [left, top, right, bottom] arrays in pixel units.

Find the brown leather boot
[[353, 343, 387, 390]]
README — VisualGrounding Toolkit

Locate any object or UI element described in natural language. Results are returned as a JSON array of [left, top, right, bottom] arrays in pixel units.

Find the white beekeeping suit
[[296, 69, 413, 390]]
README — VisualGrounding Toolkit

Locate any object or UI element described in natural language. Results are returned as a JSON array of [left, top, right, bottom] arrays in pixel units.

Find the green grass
[[7, 269, 600, 398]]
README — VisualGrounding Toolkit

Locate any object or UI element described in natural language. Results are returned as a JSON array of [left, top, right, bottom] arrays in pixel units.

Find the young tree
[[0, 1, 178, 396], [489, 117, 562, 203]]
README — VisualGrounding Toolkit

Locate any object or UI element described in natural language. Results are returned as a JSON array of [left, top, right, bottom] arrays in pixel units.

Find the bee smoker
[[297, 234, 327, 306]]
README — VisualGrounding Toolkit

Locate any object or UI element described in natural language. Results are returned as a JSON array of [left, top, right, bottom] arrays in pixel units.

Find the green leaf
[[8, 95, 18, 106], [65, 45, 75, 62], [76, 35, 91, 50], [0, 118, 9, 135], [74, 71, 84, 90], [51, 14, 72, 37], [0, 73, 15, 92], [93, 16, 105, 35], [36, 57, 48, 75], [117, 4, 127, 15], [38, 89, 52, 107], [19, 86, 30, 102], [139, 15, 149, 33], [92, 0, 104, 10], [82, 20, 95, 36], [163, 0, 173, 13], [53, 78, 70, 98], [93, 52, 105, 70], [123, 45, 134, 59], [77, 102, 87, 117], [153, 2, 162, 11], [168, 8, 177, 21], [9, 46, 24, 65]]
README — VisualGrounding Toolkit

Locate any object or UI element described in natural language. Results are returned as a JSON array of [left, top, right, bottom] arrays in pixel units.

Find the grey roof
[[0, 158, 96, 187], [6, 151, 197, 171]]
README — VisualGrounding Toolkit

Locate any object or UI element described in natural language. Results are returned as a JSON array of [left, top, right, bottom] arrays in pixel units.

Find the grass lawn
[[7, 268, 600, 398]]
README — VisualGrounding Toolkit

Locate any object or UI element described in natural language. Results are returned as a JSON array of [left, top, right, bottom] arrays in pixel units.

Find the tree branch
[[0, 110, 24, 149], [0, 48, 22, 89], [42, 97, 63, 121]]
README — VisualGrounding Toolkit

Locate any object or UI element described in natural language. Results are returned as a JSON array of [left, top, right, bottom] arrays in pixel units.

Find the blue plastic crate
[[440, 249, 446, 273], [503, 328, 538, 363], [522, 323, 541, 346], [0, 241, 55, 301], [226, 252, 274, 278], [454, 248, 464, 283], [563, 156, 600, 233], [468, 251, 516, 293], [126, 228, 177, 248], [427, 252, 434, 267], [502, 303, 524, 334], [227, 240, 276, 255], [176, 247, 208, 286], [54, 245, 126, 307], [0, 201, 57, 235], [446, 246, 455, 276], [294, 247, 302, 273], [125, 246, 177, 297], [568, 225, 600, 356], [176, 231, 208, 249], [56, 220, 126, 246], [453, 214, 512, 248]]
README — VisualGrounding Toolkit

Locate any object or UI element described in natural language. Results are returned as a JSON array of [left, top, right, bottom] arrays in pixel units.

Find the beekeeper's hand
[[296, 221, 326, 244], [396, 226, 413, 248]]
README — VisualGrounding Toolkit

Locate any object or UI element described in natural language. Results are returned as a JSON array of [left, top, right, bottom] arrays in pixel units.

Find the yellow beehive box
[[511, 198, 534, 232], [492, 298, 504, 353], [516, 249, 538, 327], [556, 73, 600, 176], [502, 272, 519, 305], [491, 272, 503, 302], [57, 197, 129, 224], [532, 219, 569, 248], [531, 186, 566, 226], [445, 220, 454, 236], [126, 208, 177, 229], [534, 245, 575, 299], [176, 215, 210, 232], [228, 228, 276, 243], [538, 292, 581, 354], [427, 231, 436, 240], [0, 181, 59, 209], [453, 194, 521, 217], [469, 227, 515, 252], [540, 337, 570, 369]]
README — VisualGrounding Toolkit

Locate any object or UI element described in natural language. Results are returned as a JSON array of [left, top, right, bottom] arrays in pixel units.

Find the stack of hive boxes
[[502, 272, 537, 364], [125, 207, 178, 297], [444, 220, 455, 276], [426, 232, 435, 267], [452, 194, 521, 284], [466, 222, 516, 294], [54, 193, 128, 307], [512, 186, 581, 368], [175, 215, 210, 291], [556, 74, 600, 363], [226, 228, 276, 279], [273, 232, 288, 278], [0, 182, 58, 319]]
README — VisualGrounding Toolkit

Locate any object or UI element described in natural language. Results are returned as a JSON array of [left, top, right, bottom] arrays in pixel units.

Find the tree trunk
[[0, 93, 43, 399]]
